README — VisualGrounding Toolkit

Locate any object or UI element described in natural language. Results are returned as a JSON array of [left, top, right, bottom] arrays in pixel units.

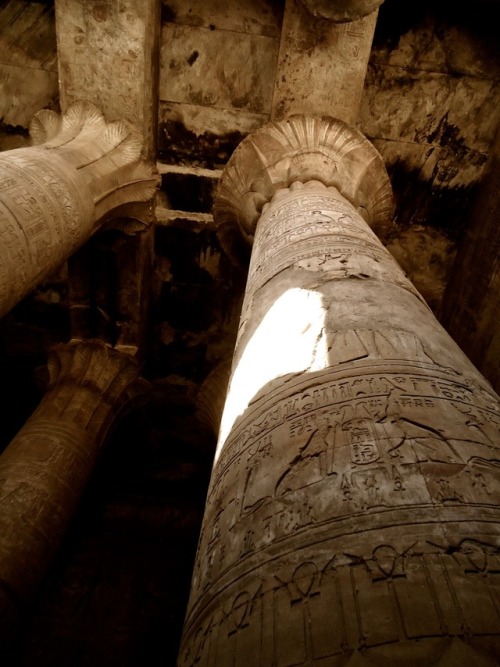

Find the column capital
[[42, 339, 148, 439], [299, 0, 384, 22], [29, 100, 159, 224], [213, 115, 393, 265]]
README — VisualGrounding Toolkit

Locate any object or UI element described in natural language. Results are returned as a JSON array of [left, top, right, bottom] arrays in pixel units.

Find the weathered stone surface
[[272, 0, 377, 124], [157, 1, 283, 167], [370, 7, 500, 79], [441, 127, 500, 394], [179, 118, 500, 666], [0, 0, 57, 70], [356, 2, 500, 317], [384, 224, 456, 313], [0, 0, 58, 149], [360, 68, 499, 156], [160, 23, 279, 114], [161, 0, 283, 37], [0, 64, 58, 129], [158, 101, 267, 168]]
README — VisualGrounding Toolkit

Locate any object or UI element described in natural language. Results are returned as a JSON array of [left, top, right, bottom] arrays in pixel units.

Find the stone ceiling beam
[[55, 0, 160, 161], [271, 0, 378, 124]]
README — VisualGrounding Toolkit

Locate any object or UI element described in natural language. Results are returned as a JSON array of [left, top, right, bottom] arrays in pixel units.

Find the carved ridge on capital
[[213, 115, 393, 265], [44, 339, 149, 439], [299, 0, 384, 22], [29, 100, 160, 223]]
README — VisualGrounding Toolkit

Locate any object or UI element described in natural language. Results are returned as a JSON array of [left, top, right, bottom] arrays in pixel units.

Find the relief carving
[[194, 363, 500, 607], [0, 342, 146, 626]]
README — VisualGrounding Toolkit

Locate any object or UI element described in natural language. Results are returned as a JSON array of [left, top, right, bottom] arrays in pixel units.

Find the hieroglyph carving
[[245, 186, 425, 301], [0, 101, 159, 318], [213, 115, 393, 266], [191, 362, 500, 595]]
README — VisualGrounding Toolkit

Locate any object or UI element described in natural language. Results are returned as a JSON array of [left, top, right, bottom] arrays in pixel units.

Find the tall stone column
[[0, 340, 147, 640], [178, 117, 500, 666], [0, 100, 159, 319], [272, 0, 379, 124]]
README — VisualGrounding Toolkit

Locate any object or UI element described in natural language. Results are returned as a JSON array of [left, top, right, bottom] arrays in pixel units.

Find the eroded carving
[[213, 116, 393, 266]]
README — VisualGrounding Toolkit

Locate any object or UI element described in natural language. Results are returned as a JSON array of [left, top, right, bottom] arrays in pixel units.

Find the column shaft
[[0, 341, 146, 639]]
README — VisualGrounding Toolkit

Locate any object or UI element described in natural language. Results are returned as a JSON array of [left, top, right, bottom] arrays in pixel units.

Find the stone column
[[0, 340, 147, 640], [0, 100, 159, 319], [178, 116, 500, 666]]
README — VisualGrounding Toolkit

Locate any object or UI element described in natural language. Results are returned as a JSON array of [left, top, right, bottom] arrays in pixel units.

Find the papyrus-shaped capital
[[213, 115, 393, 265]]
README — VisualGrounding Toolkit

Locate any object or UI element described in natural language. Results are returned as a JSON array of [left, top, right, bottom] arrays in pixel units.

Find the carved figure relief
[[193, 361, 500, 608]]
